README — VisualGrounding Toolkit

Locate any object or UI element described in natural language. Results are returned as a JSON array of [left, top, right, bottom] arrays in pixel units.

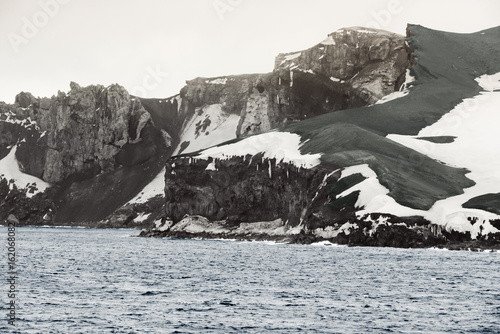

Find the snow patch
[[0, 145, 51, 196], [337, 164, 425, 217], [321, 35, 336, 45], [355, 29, 379, 34], [205, 161, 217, 171], [297, 69, 314, 74], [1, 111, 40, 130], [174, 104, 240, 155], [313, 222, 357, 238], [444, 212, 499, 239], [375, 69, 414, 105], [475, 72, 500, 91], [206, 77, 228, 85], [134, 213, 151, 223], [126, 167, 165, 204], [375, 90, 409, 104], [197, 132, 322, 169], [280, 52, 301, 65]]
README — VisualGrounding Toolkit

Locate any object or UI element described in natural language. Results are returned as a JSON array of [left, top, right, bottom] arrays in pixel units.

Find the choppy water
[[1, 227, 500, 333]]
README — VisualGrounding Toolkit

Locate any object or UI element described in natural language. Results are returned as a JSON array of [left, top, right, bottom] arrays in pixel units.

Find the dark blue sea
[[1, 226, 499, 333]]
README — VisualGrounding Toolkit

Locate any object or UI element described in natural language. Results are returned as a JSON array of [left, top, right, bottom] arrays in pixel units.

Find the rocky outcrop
[[0, 177, 55, 226], [0, 83, 175, 224], [275, 27, 409, 104], [4, 83, 161, 183], [140, 213, 452, 248]]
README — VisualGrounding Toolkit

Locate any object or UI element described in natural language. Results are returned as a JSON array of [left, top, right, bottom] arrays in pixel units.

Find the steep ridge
[[141, 25, 500, 249]]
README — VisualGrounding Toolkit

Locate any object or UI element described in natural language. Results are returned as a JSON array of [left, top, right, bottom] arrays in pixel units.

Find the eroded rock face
[[164, 154, 329, 225], [141, 154, 448, 247], [0, 82, 176, 223], [1, 83, 163, 184], [0, 178, 55, 226], [275, 27, 409, 104], [19, 82, 154, 183], [141, 150, 499, 249]]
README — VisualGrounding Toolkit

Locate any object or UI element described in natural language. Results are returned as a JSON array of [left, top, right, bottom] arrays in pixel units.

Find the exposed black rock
[[0, 177, 55, 226], [463, 193, 500, 215], [164, 155, 332, 225]]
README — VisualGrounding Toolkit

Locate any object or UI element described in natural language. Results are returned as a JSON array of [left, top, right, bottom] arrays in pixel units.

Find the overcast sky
[[1, 0, 499, 103]]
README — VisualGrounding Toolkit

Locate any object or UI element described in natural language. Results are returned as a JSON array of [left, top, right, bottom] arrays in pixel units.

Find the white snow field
[[126, 167, 166, 205]]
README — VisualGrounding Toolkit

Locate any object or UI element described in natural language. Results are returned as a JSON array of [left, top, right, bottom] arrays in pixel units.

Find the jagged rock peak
[[15, 91, 37, 108], [1, 81, 155, 184]]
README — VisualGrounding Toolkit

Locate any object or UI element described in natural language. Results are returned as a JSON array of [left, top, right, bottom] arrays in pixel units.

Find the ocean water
[[1, 227, 500, 333]]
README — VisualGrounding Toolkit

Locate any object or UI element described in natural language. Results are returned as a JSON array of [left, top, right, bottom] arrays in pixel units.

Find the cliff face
[[1, 83, 165, 184], [0, 83, 174, 224], [141, 153, 467, 248], [164, 155, 329, 225], [275, 27, 409, 104], [141, 151, 500, 249]]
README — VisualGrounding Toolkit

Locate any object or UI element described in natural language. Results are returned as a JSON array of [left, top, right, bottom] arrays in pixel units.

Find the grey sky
[[1, 0, 499, 103]]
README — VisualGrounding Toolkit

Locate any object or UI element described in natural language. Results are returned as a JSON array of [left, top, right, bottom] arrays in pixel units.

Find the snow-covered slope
[[197, 132, 322, 168], [0, 145, 50, 197], [299, 71, 500, 240], [385, 72, 500, 236], [126, 167, 165, 204], [173, 104, 240, 155]]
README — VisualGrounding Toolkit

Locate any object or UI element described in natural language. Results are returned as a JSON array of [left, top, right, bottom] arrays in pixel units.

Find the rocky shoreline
[[137, 214, 500, 252], [2, 211, 498, 251]]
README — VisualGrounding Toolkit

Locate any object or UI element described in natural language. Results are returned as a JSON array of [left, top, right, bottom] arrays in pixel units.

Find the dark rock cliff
[[139, 155, 458, 248], [275, 27, 409, 104], [163, 155, 330, 225], [1, 83, 165, 184]]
